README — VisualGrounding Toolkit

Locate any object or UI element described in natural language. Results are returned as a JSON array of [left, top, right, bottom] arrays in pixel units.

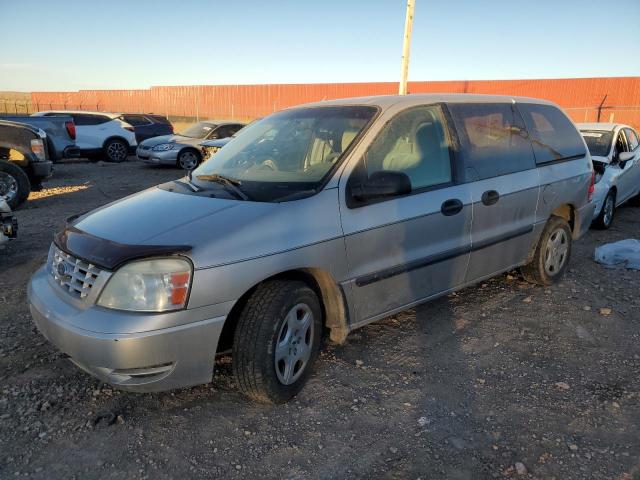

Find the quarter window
[[448, 103, 536, 181], [362, 106, 452, 190], [518, 104, 586, 164]]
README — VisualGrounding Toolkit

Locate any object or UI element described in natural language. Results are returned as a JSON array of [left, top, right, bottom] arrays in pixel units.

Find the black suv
[[120, 114, 174, 143]]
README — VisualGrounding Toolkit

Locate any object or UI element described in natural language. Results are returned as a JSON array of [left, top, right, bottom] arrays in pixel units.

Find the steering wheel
[[260, 159, 278, 170]]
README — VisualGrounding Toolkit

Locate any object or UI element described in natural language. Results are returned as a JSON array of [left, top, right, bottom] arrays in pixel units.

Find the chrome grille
[[49, 245, 102, 299]]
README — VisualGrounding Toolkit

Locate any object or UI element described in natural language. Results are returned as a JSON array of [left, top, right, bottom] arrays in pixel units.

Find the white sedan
[[578, 123, 640, 229]]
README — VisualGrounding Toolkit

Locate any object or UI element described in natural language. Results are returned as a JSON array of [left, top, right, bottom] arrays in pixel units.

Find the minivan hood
[[141, 134, 202, 147], [70, 185, 342, 269], [591, 155, 611, 165]]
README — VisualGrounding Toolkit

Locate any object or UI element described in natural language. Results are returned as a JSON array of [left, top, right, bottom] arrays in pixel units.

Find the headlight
[[97, 258, 192, 312], [152, 143, 176, 152], [30, 139, 46, 162]]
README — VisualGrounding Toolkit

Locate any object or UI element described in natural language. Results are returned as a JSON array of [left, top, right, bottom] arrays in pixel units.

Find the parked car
[[2, 114, 79, 161], [137, 121, 245, 169], [578, 123, 640, 229], [200, 137, 234, 160], [0, 120, 53, 208], [199, 122, 253, 160], [120, 114, 174, 143], [0, 194, 18, 245], [32, 111, 137, 162], [28, 94, 594, 403]]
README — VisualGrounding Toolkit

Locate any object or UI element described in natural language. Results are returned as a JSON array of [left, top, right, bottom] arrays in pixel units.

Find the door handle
[[441, 198, 463, 216], [481, 190, 500, 206]]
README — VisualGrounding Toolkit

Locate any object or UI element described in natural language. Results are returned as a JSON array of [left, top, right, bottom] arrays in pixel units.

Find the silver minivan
[[28, 95, 594, 403]]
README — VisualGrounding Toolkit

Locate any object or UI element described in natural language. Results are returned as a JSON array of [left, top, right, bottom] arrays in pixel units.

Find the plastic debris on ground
[[594, 239, 640, 270]]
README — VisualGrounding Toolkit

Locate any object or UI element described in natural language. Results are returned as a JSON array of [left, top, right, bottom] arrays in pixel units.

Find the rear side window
[[72, 114, 111, 126], [448, 103, 536, 181], [517, 104, 586, 164], [148, 115, 171, 125], [123, 114, 151, 126]]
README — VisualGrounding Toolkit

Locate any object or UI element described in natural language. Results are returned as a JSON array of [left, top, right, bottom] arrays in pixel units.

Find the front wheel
[[593, 190, 615, 229], [104, 139, 129, 163], [521, 216, 572, 286], [0, 161, 30, 209], [177, 149, 200, 170], [232, 280, 322, 403]]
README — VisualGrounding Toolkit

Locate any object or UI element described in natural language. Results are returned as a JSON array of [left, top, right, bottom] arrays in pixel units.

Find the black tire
[[176, 149, 201, 170], [521, 215, 572, 286], [593, 190, 616, 230], [103, 138, 129, 163], [0, 161, 30, 209], [232, 280, 322, 404]]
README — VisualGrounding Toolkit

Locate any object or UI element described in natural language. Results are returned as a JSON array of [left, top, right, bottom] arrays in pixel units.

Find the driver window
[[363, 106, 452, 190], [624, 128, 639, 151], [614, 131, 629, 158]]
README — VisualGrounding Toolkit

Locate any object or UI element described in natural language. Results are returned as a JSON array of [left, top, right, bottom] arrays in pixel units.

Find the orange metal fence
[[26, 77, 640, 128]]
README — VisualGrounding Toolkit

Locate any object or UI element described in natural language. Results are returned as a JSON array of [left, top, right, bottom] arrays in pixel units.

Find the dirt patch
[[1, 160, 639, 479]]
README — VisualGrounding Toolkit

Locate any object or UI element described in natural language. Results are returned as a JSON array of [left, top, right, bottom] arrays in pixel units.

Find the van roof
[[299, 93, 556, 109]]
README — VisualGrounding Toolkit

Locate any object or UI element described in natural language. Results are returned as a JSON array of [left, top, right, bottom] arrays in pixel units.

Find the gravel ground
[[1, 160, 639, 480]]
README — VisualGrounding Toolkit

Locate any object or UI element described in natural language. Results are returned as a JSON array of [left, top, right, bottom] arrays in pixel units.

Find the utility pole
[[399, 0, 415, 95]]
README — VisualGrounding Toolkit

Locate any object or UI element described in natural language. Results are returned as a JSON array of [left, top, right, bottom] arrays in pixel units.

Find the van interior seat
[[382, 122, 451, 188]]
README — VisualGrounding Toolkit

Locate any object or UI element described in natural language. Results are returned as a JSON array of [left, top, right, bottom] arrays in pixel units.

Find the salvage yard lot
[[0, 160, 639, 479]]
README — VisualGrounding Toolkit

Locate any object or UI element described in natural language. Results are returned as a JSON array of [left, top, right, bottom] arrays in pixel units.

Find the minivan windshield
[[180, 122, 216, 138], [191, 106, 377, 202], [581, 130, 613, 157]]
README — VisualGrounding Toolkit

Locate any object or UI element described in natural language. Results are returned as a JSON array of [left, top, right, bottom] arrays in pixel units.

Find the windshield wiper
[[196, 174, 250, 200]]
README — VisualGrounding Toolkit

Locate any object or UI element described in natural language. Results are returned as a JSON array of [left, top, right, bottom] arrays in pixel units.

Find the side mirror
[[618, 151, 634, 166], [351, 171, 412, 202]]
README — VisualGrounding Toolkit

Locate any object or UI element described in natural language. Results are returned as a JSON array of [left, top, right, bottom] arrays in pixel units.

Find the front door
[[340, 105, 472, 324]]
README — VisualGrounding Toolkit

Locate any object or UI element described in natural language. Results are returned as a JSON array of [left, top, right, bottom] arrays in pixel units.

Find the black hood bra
[[54, 224, 191, 271]]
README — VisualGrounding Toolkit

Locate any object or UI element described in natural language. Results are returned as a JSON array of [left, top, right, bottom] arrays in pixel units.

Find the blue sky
[[1, 0, 638, 91]]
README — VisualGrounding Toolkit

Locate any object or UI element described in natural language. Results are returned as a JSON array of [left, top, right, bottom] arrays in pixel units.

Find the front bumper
[[28, 266, 226, 392], [136, 146, 178, 165], [29, 160, 53, 180]]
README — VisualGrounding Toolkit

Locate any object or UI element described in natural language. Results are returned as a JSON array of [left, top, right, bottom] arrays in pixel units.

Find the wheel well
[[217, 269, 350, 353], [178, 147, 201, 159], [551, 203, 576, 235], [102, 136, 131, 150]]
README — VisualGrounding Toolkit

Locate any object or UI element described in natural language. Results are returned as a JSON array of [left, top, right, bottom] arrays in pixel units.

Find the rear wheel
[[103, 139, 128, 163], [593, 190, 615, 229], [177, 149, 200, 170], [232, 280, 322, 403], [521, 216, 572, 286], [0, 161, 30, 209]]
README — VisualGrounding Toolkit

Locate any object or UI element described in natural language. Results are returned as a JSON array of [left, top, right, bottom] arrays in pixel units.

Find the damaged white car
[[578, 123, 640, 229]]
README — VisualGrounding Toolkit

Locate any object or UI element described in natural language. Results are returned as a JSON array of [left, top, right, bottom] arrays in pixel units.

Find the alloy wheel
[[603, 194, 614, 227], [274, 303, 314, 385], [179, 151, 198, 170], [107, 141, 127, 162], [0, 172, 18, 203], [543, 228, 569, 276]]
